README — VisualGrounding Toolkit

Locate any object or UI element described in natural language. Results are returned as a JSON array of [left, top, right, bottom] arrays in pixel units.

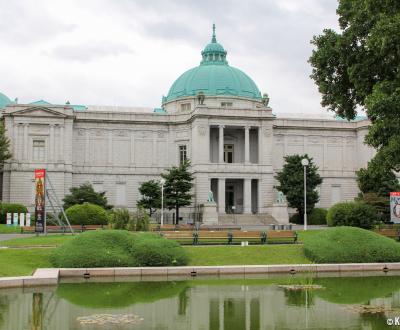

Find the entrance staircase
[[218, 213, 278, 226]]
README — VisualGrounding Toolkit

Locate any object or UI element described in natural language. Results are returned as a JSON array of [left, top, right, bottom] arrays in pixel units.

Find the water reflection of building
[[0, 283, 392, 329]]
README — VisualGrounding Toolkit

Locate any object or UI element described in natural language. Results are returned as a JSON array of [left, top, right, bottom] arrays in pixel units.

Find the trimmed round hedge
[[304, 226, 400, 263], [65, 203, 108, 225], [50, 230, 189, 268], [327, 201, 378, 229], [289, 208, 327, 225]]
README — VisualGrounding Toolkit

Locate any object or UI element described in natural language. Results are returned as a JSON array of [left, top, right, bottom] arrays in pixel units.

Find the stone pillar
[[257, 127, 262, 165], [59, 125, 64, 162], [23, 124, 29, 161], [244, 178, 252, 214], [218, 125, 224, 163], [218, 178, 225, 214], [84, 130, 90, 164], [245, 125, 250, 163], [13, 123, 19, 160], [49, 124, 55, 162], [108, 131, 113, 165], [130, 131, 135, 166], [152, 131, 157, 165]]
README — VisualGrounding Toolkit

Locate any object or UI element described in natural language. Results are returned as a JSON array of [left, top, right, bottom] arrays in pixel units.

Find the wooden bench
[[160, 231, 194, 244], [20, 224, 104, 234], [194, 231, 230, 245], [151, 224, 195, 231], [199, 225, 241, 231], [229, 231, 266, 245], [373, 229, 400, 240], [266, 230, 297, 244]]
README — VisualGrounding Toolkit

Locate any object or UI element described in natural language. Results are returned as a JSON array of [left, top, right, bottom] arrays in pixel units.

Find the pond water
[[1, 272, 400, 329]]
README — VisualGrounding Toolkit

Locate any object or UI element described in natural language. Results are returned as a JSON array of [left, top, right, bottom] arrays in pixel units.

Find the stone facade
[[0, 97, 373, 219]]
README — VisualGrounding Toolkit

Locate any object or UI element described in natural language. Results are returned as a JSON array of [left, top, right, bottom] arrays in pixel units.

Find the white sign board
[[19, 213, 25, 227], [6, 213, 11, 225], [13, 213, 19, 226], [390, 192, 400, 223], [26, 213, 31, 227]]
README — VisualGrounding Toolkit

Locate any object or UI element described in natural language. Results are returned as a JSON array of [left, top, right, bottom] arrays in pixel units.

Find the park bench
[[160, 231, 194, 244], [20, 224, 104, 234], [151, 224, 194, 231], [199, 225, 241, 231], [194, 231, 230, 245], [265, 230, 297, 244], [229, 230, 266, 245], [373, 228, 400, 240]]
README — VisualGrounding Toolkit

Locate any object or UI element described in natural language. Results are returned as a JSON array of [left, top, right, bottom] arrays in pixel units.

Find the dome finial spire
[[212, 23, 216, 43]]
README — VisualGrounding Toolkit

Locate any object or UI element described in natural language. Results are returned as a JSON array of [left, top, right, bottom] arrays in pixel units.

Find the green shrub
[[50, 230, 137, 268], [65, 203, 108, 226], [0, 203, 28, 224], [134, 207, 150, 231], [132, 236, 189, 266], [304, 226, 400, 263], [289, 208, 327, 225], [327, 202, 378, 229], [109, 209, 131, 229]]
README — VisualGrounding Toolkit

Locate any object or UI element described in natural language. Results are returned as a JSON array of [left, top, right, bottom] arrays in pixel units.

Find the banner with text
[[390, 192, 400, 223], [34, 169, 46, 233]]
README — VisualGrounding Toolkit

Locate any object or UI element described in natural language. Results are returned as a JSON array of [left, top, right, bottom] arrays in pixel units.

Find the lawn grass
[[0, 224, 21, 234], [0, 234, 74, 247], [184, 245, 310, 266], [0, 248, 53, 277]]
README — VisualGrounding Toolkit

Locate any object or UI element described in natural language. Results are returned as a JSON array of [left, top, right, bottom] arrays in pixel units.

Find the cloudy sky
[[0, 0, 339, 114]]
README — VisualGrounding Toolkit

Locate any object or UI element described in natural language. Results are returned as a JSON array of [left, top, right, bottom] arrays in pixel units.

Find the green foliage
[[0, 203, 28, 224], [161, 160, 194, 224], [63, 183, 112, 210], [50, 230, 189, 268], [309, 0, 400, 172], [304, 226, 400, 263], [327, 201, 379, 229], [289, 208, 327, 225], [65, 203, 109, 226], [132, 237, 189, 266], [134, 207, 150, 231], [0, 124, 11, 165], [137, 180, 161, 215], [50, 230, 137, 268], [275, 154, 322, 217], [109, 208, 132, 229]]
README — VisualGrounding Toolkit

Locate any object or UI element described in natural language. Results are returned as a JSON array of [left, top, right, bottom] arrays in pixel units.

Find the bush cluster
[[327, 201, 378, 229], [50, 230, 188, 268], [0, 203, 28, 224], [65, 203, 108, 226], [304, 226, 400, 263], [289, 208, 327, 225], [109, 207, 150, 231]]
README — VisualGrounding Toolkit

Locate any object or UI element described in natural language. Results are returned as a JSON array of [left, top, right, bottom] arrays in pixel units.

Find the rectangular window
[[180, 103, 191, 111], [331, 185, 341, 205], [179, 145, 187, 165], [32, 140, 45, 161], [116, 183, 126, 206], [224, 144, 234, 163], [221, 102, 233, 107]]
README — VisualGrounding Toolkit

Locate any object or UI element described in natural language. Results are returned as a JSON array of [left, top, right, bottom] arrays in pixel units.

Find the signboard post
[[26, 213, 31, 227], [390, 192, 400, 223], [19, 213, 25, 227], [34, 169, 46, 233], [6, 213, 11, 226], [13, 213, 19, 226]]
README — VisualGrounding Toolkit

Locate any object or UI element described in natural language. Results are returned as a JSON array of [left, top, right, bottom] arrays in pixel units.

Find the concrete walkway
[[0, 234, 34, 241]]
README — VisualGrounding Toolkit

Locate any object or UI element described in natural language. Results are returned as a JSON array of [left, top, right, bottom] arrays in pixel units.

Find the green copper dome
[[0, 92, 13, 109], [165, 25, 262, 103]]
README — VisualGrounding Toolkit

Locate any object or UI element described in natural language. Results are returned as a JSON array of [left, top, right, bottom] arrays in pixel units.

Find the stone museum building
[[0, 26, 374, 223]]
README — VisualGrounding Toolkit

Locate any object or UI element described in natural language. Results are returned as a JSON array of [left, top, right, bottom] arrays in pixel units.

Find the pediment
[[10, 106, 68, 118]]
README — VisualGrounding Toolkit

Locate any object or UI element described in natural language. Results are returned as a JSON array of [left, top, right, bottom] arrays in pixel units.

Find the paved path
[[0, 234, 34, 241]]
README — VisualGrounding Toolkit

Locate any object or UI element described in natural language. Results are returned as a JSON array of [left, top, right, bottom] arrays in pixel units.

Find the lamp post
[[160, 178, 166, 227], [301, 158, 309, 231]]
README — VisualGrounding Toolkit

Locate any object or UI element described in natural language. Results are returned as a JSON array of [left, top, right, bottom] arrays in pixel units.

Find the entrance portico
[[210, 178, 258, 214]]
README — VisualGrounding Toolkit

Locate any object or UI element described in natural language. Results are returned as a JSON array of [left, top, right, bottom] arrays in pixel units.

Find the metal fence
[[151, 205, 203, 225]]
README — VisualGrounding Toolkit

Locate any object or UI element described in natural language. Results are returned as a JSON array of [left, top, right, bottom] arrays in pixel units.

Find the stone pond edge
[[1, 263, 399, 288]]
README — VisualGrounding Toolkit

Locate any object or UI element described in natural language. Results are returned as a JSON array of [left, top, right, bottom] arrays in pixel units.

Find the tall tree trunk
[[176, 204, 179, 225]]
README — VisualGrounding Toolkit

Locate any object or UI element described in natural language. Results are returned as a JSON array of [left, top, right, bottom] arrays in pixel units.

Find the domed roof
[[165, 25, 262, 103], [0, 92, 13, 109]]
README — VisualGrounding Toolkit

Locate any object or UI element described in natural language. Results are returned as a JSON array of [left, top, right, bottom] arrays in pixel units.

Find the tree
[[161, 160, 194, 224], [63, 182, 113, 210], [309, 0, 400, 172], [275, 154, 323, 220], [137, 180, 161, 215], [0, 123, 11, 164]]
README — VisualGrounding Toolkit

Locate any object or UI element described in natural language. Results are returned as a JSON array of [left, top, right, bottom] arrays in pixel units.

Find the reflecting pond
[[1, 272, 400, 329]]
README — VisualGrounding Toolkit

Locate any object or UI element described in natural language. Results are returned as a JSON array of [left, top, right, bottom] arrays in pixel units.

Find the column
[[218, 178, 225, 214], [59, 125, 64, 162], [218, 125, 224, 163], [84, 130, 90, 164], [245, 125, 250, 163], [130, 131, 135, 166], [152, 132, 157, 165], [49, 124, 55, 162], [108, 131, 113, 164], [23, 124, 28, 161], [257, 127, 262, 165], [244, 178, 252, 214], [13, 123, 19, 160]]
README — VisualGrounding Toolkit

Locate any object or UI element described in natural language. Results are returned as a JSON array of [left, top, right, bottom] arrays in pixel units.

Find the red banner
[[34, 169, 46, 233]]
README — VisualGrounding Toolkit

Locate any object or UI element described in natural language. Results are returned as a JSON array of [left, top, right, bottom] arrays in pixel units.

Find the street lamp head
[[160, 178, 166, 185], [301, 158, 309, 166]]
